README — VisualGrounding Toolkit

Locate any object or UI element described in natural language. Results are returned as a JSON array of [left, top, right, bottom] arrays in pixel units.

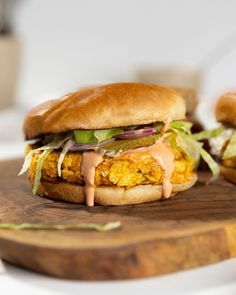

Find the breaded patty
[[28, 146, 194, 187]]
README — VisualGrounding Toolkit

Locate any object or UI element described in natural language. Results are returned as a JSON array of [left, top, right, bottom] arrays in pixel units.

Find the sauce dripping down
[[117, 138, 174, 198], [81, 136, 174, 206], [81, 151, 104, 206], [147, 140, 174, 198], [160, 117, 171, 133]]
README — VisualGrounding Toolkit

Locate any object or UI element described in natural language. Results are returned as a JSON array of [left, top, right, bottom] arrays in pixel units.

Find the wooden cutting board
[[0, 159, 236, 280]]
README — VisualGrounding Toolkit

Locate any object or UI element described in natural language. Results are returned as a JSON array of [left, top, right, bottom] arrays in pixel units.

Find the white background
[[1, 0, 236, 294], [12, 0, 236, 116]]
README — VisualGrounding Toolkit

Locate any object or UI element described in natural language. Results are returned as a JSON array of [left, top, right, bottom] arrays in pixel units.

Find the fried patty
[[28, 146, 194, 188]]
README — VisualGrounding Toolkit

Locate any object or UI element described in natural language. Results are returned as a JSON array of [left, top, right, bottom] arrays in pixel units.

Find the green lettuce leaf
[[94, 128, 123, 142], [193, 126, 225, 141], [154, 121, 193, 133], [199, 147, 220, 181], [170, 121, 193, 134], [179, 131, 219, 180], [222, 130, 236, 160], [74, 130, 97, 144], [74, 128, 123, 144], [0, 221, 121, 232]]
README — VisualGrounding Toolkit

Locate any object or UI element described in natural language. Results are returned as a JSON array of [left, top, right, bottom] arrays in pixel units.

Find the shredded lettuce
[[167, 127, 219, 180], [167, 130, 200, 168], [74, 128, 123, 144], [199, 147, 220, 181], [170, 121, 193, 134], [19, 135, 71, 176], [193, 126, 225, 141], [154, 121, 193, 134], [43, 134, 57, 145], [33, 149, 53, 194], [179, 131, 219, 180], [39, 135, 70, 150], [18, 149, 36, 176], [19, 134, 72, 194], [101, 121, 220, 180], [170, 121, 193, 129], [19, 120, 221, 195], [57, 139, 75, 177], [222, 130, 236, 160]]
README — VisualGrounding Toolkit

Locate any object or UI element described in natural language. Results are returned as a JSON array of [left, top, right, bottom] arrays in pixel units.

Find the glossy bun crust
[[24, 83, 186, 139], [32, 173, 197, 206], [216, 92, 236, 127]]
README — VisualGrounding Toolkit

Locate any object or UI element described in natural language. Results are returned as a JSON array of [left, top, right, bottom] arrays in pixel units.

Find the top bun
[[216, 92, 236, 127], [24, 82, 186, 139]]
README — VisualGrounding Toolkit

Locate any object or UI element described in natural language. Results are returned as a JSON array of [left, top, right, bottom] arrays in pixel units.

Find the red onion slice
[[116, 128, 157, 139]]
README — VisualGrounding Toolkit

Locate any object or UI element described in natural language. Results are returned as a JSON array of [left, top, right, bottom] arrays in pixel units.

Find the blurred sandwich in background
[[172, 87, 202, 133]]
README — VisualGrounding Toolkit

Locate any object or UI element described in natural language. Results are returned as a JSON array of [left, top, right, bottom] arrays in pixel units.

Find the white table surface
[[0, 108, 236, 295]]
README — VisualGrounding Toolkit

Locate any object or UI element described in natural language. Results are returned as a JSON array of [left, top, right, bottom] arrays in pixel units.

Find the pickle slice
[[103, 134, 162, 155]]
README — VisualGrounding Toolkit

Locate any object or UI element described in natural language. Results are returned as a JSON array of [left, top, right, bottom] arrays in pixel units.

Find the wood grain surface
[[0, 159, 236, 280]]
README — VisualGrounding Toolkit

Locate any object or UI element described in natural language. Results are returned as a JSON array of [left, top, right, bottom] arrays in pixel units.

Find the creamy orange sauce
[[147, 141, 174, 198], [160, 117, 171, 133], [81, 136, 174, 205], [117, 138, 174, 198], [81, 151, 104, 206]]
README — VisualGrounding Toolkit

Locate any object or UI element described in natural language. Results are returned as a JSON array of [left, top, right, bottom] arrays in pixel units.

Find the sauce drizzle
[[81, 137, 175, 206], [81, 151, 104, 206], [160, 117, 171, 133], [117, 138, 174, 198], [147, 140, 174, 198]]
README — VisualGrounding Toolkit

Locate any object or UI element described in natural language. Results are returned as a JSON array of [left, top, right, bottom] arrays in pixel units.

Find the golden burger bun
[[23, 82, 186, 139], [33, 174, 197, 205], [216, 92, 236, 127]]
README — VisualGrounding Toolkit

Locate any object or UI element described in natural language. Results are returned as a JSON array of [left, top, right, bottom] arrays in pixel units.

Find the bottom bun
[[33, 173, 197, 205], [221, 166, 236, 184]]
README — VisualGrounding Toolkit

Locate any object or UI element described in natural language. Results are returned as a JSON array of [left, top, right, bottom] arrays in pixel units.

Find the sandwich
[[19, 82, 218, 206], [214, 92, 236, 183]]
